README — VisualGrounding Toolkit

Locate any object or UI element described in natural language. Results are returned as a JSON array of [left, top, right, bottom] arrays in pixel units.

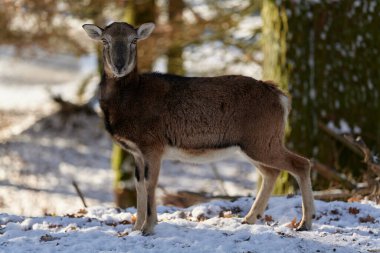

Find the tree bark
[[167, 0, 185, 75], [262, 0, 380, 191], [262, 0, 295, 194]]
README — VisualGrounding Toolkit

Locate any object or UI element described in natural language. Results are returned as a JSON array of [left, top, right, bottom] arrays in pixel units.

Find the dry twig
[[72, 180, 88, 208], [343, 135, 380, 177]]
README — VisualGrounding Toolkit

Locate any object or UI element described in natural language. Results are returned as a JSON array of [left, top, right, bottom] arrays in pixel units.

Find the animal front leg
[[133, 165, 147, 231], [141, 152, 162, 235]]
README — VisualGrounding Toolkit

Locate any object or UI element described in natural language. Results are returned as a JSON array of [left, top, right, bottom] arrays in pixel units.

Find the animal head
[[82, 22, 155, 77]]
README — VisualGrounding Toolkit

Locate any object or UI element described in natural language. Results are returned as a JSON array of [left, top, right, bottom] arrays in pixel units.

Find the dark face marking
[[147, 196, 152, 217], [144, 165, 149, 180], [113, 41, 127, 72], [135, 166, 140, 181]]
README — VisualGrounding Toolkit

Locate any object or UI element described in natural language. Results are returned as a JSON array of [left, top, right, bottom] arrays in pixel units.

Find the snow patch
[[0, 198, 379, 252]]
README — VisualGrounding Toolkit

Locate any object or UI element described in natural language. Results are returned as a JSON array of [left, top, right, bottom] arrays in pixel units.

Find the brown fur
[[101, 72, 287, 152], [83, 22, 315, 235]]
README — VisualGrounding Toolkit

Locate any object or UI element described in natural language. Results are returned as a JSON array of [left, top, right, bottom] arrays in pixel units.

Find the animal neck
[[100, 66, 140, 103]]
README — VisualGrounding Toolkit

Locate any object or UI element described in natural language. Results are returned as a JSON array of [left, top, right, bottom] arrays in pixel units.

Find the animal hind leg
[[243, 165, 279, 224], [243, 145, 315, 230], [287, 151, 316, 230]]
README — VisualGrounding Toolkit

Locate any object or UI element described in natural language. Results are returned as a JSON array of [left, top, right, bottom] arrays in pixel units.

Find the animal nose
[[115, 60, 124, 72]]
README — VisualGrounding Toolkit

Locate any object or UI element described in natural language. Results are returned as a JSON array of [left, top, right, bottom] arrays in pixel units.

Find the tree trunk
[[167, 0, 185, 75], [262, 0, 380, 190], [112, 0, 157, 208], [111, 1, 137, 208], [261, 1, 295, 194], [112, 144, 136, 208]]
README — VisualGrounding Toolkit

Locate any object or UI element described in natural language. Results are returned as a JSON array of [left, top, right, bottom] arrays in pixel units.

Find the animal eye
[[101, 39, 108, 44], [132, 38, 138, 44]]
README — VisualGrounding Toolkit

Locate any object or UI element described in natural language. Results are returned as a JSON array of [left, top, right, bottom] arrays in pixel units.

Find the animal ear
[[137, 23, 155, 41], [82, 24, 103, 40]]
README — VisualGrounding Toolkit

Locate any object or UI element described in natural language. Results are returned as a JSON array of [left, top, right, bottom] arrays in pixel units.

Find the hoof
[[141, 228, 154, 236], [241, 219, 249, 225], [142, 230, 154, 236], [242, 217, 256, 225], [141, 223, 155, 236], [242, 214, 261, 225], [132, 224, 143, 231], [295, 221, 312, 231]]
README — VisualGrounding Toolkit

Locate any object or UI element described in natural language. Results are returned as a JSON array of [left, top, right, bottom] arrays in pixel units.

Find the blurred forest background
[[0, 0, 379, 215]]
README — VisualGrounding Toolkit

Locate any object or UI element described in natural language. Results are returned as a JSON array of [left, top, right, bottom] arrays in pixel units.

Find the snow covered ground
[[1, 197, 379, 253], [1, 48, 380, 252]]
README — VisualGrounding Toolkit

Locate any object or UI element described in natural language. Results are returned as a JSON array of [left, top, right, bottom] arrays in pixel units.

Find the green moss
[[261, 0, 295, 194], [263, 0, 380, 190]]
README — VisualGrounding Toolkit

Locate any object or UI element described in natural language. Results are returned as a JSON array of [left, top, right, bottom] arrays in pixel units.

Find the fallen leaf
[[276, 231, 294, 238], [197, 214, 207, 221], [359, 215, 375, 223], [347, 196, 363, 203], [230, 207, 242, 214], [117, 231, 129, 237], [177, 211, 187, 219], [44, 212, 56, 217], [119, 220, 131, 225], [348, 207, 360, 215], [64, 212, 85, 218], [264, 215, 274, 222], [40, 234, 59, 242], [48, 224, 63, 229], [329, 217, 340, 222], [105, 222, 117, 227], [78, 209, 88, 215], [286, 217, 298, 229], [131, 215, 137, 224]]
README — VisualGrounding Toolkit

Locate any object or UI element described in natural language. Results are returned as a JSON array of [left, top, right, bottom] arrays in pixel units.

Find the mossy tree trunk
[[112, 1, 137, 208], [112, 0, 157, 208], [167, 0, 185, 75], [261, 1, 294, 194], [262, 0, 380, 191]]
